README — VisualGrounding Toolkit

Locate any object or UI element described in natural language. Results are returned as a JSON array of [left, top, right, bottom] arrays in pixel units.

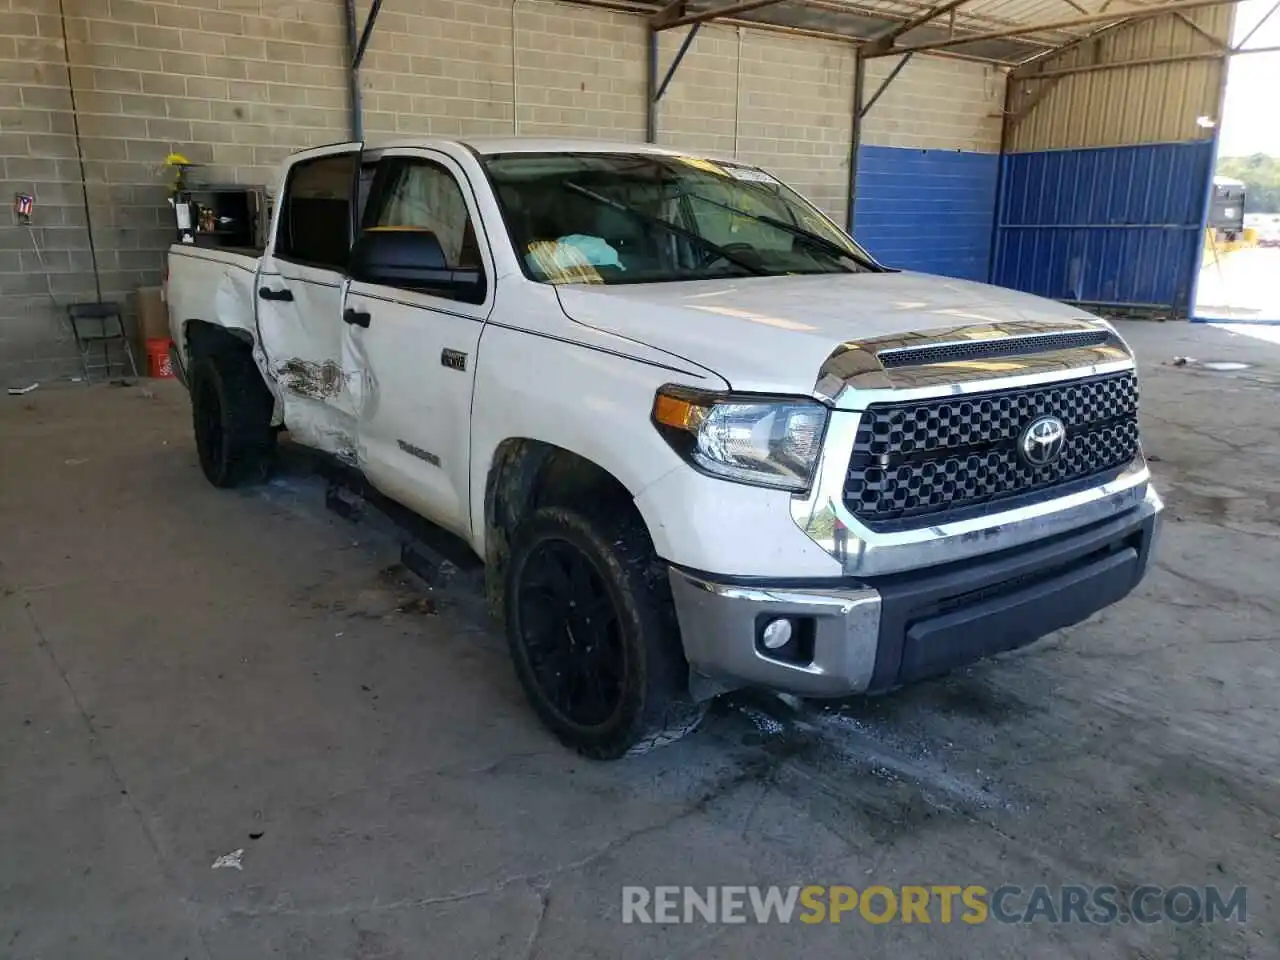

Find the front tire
[[190, 353, 275, 488], [505, 506, 701, 759]]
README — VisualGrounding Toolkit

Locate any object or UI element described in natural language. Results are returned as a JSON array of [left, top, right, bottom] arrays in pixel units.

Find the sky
[[1218, 0, 1280, 157]]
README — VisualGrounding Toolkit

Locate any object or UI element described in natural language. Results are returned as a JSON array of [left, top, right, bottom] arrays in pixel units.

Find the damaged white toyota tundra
[[167, 139, 1162, 758]]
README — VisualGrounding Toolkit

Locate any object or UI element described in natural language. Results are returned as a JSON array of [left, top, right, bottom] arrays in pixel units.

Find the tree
[[1217, 154, 1280, 213]]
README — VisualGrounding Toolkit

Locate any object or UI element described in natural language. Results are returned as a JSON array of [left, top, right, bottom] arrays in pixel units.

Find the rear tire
[[190, 353, 275, 488], [505, 506, 702, 760]]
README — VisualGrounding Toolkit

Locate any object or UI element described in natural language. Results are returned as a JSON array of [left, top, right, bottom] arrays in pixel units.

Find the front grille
[[844, 370, 1140, 528], [877, 330, 1110, 368]]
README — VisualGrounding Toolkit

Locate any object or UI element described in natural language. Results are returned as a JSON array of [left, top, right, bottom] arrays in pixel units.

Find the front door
[[257, 141, 362, 460], [343, 150, 494, 539]]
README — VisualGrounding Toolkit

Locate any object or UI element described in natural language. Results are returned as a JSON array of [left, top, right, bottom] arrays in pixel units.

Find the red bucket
[[145, 337, 175, 379]]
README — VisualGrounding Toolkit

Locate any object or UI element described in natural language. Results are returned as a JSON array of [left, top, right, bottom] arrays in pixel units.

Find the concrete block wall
[[511, 1, 645, 141], [853, 54, 1005, 281], [2, 0, 1005, 382], [1, 0, 352, 383], [862, 53, 1002, 151], [2, 2, 94, 381]]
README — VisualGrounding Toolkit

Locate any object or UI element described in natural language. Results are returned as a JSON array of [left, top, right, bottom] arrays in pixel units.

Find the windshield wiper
[[562, 181, 766, 277], [683, 191, 879, 272]]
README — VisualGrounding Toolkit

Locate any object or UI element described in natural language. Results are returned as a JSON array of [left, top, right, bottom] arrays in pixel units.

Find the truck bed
[[166, 243, 262, 372]]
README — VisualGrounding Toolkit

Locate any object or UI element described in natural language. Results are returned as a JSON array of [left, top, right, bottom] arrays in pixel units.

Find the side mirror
[[348, 229, 485, 304]]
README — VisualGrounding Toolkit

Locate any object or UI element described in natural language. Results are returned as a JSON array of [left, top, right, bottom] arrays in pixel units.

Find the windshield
[[481, 152, 883, 285]]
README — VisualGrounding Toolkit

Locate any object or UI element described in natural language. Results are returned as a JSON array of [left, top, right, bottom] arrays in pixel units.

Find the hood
[[554, 271, 1106, 396]]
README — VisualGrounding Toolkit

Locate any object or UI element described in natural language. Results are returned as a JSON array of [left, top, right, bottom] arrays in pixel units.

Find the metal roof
[[600, 0, 1243, 64]]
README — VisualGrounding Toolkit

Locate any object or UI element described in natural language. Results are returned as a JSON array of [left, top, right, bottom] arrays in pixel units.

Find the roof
[[459, 137, 695, 156], [594, 0, 1239, 65], [371, 136, 738, 159]]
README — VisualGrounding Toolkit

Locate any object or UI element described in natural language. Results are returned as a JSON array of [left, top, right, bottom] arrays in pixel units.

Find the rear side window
[[277, 153, 356, 269]]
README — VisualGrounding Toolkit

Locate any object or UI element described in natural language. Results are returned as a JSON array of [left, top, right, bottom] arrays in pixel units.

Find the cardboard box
[[135, 286, 168, 341], [130, 286, 168, 377]]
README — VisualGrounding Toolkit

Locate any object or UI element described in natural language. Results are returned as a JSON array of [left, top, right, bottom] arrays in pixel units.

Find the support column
[[846, 51, 865, 232], [646, 27, 659, 143], [345, 0, 385, 140], [344, 0, 363, 140]]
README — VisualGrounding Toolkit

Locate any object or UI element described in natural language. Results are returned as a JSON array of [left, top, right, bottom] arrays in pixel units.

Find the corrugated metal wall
[[852, 55, 1005, 280], [993, 141, 1215, 309], [993, 9, 1231, 313], [856, 147, 999, 281], [1005, 7, 1230, 152]]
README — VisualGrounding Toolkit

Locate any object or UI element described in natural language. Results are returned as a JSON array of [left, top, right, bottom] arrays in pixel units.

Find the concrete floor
[[1195, 246, 1280, 321], [1, 320, 1277, 960]]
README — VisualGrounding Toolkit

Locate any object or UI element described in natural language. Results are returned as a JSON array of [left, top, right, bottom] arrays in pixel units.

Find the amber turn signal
[[652, 392, 707, 432]]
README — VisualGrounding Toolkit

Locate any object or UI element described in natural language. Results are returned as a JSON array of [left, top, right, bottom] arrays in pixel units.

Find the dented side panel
[[252, 141, 364, 462], [166, 248, 260, 368], [254, 265, 358, 462], [276, 358, 346, 401]]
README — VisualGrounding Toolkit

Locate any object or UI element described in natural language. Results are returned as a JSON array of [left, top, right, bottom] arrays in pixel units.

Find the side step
[[316, 457, 483, 594]]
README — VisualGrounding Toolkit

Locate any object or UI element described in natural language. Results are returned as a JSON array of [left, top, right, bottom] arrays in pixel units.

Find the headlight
[[652, 385, 829, 491]]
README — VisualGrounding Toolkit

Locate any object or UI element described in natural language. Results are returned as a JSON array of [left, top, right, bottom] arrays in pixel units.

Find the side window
[[364, 158, 480, 270], [277, 153, 356, 269], [355, 161, 377, 225]]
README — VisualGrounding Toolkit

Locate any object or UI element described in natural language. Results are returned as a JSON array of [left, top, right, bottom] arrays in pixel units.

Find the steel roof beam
[[863, 0, 972, 54], [1237, 0, 1280, 49], [653, 22, 703, 100], [352, 0, 384, 70], [1019, 49, 1224, 76], [1172, 10, 1227, 48], [865, 0, 1243, 57], [655, 0, 789, 30], [860, 51, 914, 116], [651, 0, 688, 28], [1012, 41, 1280, 79], [1010, 17, 1135, 75]]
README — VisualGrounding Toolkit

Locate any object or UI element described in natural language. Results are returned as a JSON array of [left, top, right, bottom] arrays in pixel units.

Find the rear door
[[257, 141, 362, 459], [342, 149, 494, 539]]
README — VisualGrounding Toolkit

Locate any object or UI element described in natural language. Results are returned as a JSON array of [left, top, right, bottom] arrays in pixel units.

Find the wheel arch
[[184, 318, 254, 362], [482, 439, 661, 617]]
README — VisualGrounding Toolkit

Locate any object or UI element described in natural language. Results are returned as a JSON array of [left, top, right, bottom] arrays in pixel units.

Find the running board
[[314, 455, 484, 582]]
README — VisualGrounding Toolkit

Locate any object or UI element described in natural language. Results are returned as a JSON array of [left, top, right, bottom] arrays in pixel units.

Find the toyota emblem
[[1019, 415, 1066, 466]]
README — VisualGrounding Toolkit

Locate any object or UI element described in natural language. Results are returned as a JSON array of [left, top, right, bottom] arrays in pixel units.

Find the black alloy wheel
[[189, 353, 275, 488], [193, 369, 225, 480], [516, 537, 627, 729], [504, 506, 701, 759]]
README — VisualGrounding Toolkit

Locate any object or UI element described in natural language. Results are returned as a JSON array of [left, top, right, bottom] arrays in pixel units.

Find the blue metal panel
[[992, 141, 1214, 312], [852, 146, 1000, 282]]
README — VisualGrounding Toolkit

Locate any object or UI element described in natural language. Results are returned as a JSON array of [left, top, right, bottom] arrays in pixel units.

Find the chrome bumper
[[670, 485, 1163, 698], [669, 572, 882, 697]]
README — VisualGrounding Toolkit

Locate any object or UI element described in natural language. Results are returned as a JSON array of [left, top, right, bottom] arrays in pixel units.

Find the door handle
[[258, 286, 293, 302], [343, 307, 371, 328]]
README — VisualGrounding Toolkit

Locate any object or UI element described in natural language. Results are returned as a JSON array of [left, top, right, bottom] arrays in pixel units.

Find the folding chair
[[67, 302, 140, 383]]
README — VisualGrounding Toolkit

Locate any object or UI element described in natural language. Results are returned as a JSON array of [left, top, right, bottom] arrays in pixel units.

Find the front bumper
[[669, 485, 1162, 698]]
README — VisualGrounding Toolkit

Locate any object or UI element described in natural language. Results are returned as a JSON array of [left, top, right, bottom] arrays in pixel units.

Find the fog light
[[761, 618, 793, 650]]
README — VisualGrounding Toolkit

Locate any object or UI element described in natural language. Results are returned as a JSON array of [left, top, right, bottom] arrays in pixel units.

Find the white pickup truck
[[167, 138, 1162, 758]]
